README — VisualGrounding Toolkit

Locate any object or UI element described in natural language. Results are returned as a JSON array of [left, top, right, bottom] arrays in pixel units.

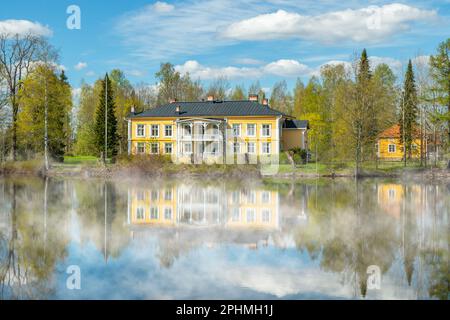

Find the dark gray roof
[[283, 119, 309, 129], [128, 100, 285, 118]]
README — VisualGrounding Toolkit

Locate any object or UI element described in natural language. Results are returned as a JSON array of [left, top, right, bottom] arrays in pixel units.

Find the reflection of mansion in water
[[127, 184, 280, 230]]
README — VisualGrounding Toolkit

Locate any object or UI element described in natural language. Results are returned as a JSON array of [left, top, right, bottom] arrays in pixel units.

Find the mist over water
[[0, 177, 448, 300]]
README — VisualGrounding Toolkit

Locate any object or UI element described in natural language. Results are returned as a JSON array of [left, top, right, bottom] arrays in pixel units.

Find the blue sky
[[1, 0, 449, 96]]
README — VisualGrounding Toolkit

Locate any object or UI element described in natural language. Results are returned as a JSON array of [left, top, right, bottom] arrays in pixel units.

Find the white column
[[127, 120, 132, 155]]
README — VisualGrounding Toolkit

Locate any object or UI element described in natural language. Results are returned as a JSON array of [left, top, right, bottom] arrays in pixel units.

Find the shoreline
[[1, 163, 450, 181]]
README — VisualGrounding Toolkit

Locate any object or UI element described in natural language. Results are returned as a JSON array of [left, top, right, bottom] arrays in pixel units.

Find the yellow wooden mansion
[[127, 95, 309, 164], [377, 124, 423, 160]]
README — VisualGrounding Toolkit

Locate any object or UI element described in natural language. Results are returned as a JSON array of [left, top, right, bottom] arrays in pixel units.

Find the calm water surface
[[0, 177, 448, 299]]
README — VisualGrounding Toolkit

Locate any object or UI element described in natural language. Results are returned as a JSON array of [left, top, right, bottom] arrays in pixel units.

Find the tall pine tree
[[399, 60, 418, 159], [94, 73, 118, 159]]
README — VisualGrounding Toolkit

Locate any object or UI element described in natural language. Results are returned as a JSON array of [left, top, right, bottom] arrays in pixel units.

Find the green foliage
[[399, 60, 418, 158], [93, 74, 118, 158], [17, 65, 72, 162]]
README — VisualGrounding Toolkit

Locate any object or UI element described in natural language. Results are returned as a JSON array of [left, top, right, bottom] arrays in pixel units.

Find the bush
[[289, 148, 307, 164]]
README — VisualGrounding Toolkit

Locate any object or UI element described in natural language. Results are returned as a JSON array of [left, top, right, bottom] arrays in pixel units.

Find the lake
[[0, 176, 448, 300]]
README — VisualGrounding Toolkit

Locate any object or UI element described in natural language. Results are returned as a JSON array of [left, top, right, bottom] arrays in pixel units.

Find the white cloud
[[411, 55, 430, 67], [153, 1, 174, 13], [85, 71, 96, 77], [369, 56, 403, 72], [234, 58, 264, 65], [175, 59, 311, 80], [74, 62, 88, 71], [221, 4, 437, 44], [263, 59, 310, 77], [0, 19, 52, 37]]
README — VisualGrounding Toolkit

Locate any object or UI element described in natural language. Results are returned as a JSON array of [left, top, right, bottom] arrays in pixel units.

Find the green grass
[[63, 156, 99, 165]]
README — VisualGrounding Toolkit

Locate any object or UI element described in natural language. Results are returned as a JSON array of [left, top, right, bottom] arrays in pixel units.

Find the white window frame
[[233, 142, 241, 154], [136, 124, 145, 137], [150, 142, 159, 154], [183, 142, 192, 154], [247, 191, 256, 204], [261, 124, 271, 137], [150, 207, 159, 220], [247, 123, 256, 137], [164, 143, 173, 154], [164, 125, 173, 137], [388, 144, 396, 153], [261, 191, 271, 204], [151, 190, 159, 201], [136, 207, 145, 220], [137, 142, 145, 154], [164, 189, 172, 201], [261, 209, 271, 223], [150, 124, 159, 137], [247, 142, 256, 154], [232, 124, 241, 137], [164, 207, 172, 220], [261, 142, 271, 154], [246, 208, 256, 223]]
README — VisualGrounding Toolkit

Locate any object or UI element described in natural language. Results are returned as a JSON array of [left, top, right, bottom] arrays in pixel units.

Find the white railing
[[180, 134, 222, 141]]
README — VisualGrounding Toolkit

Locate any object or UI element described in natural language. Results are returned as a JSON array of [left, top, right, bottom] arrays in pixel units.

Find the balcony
[[180, 133, 222, 141]]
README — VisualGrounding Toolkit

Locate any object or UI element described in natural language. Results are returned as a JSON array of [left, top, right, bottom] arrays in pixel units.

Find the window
[[412, 144, 418, 150], [247, 191, 256, 204], [261, 191, 271, 204], [164, 189, 172, 201], [388, 189, 396, 199], [262, 209, 271, 223], [137, 142, 145, 154], [150, 124, 159, 137], [151, 190, 159, 201], [211, 124, 219, 135], [165, 125, 173, 137], [164, 143, 173, 154], [388, 144, 396, 153], [183, 125, 192, 136], [136, 207, 145, 220], [247, 124, 256, 136], [231, 191, 240, 204], [262, 124, 271, 137], [136, 124, 145, 137], [210, 142, 219, 155], [150, 143, 159, 154], [262, 142, 271, 154], [233, 142, 241, 154], [184, 142, 192, 154], [246, 209, 256, 223], [137, 191, 145, 201], [247, 142, 255, 154], [150, 207, 159, 220], [164, 207, 172, 220], [232, 208, 240, 222], [232, 124, 241, 137]]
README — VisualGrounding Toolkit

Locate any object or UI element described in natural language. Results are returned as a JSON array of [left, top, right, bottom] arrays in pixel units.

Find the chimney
[[262, 98, 268, 106], [131, 106, 136, 114], [249, 94, 258, 102], [169, 98, 177, 104], [207, 95, 214, 101], [175, 105, 181, 114]]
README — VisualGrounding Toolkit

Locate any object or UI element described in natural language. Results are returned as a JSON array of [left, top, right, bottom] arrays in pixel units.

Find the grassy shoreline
[[1, 156, 449, 180]]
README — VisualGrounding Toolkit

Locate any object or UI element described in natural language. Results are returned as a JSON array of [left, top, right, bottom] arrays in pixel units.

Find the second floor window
[[151, 124, 159, 137], [165, 125, 172, 137], [232, 124, 241, 137], [247, 124, 256, 136], [136, 124, 145, 137], [262, 124, 271, 137]]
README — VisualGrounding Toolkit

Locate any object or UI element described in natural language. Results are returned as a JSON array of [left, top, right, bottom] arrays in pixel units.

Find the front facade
[[127, 97, 308, 164], [377, 124, 423, 160]]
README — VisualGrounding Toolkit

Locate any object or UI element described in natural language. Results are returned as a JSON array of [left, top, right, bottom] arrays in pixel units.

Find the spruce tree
[[399, 60, 418, 159], [94, 73, 118, 160]]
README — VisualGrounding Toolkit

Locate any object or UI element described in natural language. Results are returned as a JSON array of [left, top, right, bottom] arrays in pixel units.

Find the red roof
[[378, 124, 421, 139]]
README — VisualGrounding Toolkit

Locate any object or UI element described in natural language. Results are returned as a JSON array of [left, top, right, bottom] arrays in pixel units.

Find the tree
[[399, 60, 418, 160], [0, 33, 50, 160], [429, 38, 450, 149], [206, 76, 229, 100], [16, 64, 72, 162], [230, 85, 246, 100], [94, 74, 118, 160], [269, 80, 293, 115], [155, 63, 203, 104]]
